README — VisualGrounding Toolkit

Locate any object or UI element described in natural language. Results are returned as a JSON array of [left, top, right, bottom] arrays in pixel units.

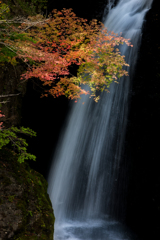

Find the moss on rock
[[0, 148, 55, 240]]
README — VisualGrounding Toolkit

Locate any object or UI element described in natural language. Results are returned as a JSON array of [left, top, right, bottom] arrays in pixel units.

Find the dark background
[[21, 0, 160, 239], [125, 0, 160, 238]]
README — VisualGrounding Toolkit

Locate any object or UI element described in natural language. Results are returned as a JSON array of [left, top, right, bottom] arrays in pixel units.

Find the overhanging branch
[[0, 93, 21, 98]]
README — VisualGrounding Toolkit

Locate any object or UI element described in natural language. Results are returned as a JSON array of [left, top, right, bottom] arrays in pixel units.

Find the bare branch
[[0, 93, 21, 98], [0, 100, 10, 104], [0, 41, 19, 54], [0, 17, 50, 31]]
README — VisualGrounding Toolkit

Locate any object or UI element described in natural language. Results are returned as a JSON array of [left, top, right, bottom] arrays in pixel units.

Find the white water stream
[[48, 0, 153, 239]]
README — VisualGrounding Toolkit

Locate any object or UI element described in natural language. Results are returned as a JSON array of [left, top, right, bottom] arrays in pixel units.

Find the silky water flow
[[48, 0, 153, 239]]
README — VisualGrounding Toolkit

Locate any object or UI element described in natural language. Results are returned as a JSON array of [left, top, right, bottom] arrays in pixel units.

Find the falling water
[[48, 0, 153, 239], [102, 0, 116, 21]]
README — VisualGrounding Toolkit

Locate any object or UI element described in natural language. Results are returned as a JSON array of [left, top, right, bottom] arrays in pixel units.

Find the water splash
[[48, 0, 153, 239]]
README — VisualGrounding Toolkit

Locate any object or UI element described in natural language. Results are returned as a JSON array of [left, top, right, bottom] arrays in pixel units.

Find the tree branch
[[0, 100, 10, 104], [0, 93, 21, 98]]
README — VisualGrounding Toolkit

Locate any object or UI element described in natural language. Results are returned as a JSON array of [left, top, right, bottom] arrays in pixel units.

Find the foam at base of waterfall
[[54, 217, 138, 240]]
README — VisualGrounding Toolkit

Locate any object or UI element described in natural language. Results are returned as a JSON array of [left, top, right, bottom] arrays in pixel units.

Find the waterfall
[[48, 0, 153, 239], [102, 0, 116, 21]]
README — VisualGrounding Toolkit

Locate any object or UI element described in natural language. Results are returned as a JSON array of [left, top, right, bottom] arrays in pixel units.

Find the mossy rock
[[0, 148, 55, 240]]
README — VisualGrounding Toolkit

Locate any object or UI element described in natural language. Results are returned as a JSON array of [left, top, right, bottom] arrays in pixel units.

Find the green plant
[[27, 210, 33, 217], [0, 1, 47, 64], [8, 195, 15, 202], [0, 126, 36, 163], [0, 1, 10, 19], [2, 0, 47, 16]]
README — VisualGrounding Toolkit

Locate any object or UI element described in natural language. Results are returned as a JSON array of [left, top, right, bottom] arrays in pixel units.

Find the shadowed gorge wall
[[125, 0, 160, 239]]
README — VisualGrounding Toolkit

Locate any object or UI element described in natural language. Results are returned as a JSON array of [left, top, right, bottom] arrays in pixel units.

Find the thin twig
[[0, 93, 21, 98], [0, 100, 10, 103]]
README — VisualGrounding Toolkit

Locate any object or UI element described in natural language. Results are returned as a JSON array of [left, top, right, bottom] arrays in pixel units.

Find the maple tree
[[19, 8, 132, 102], [0, 3, 132, 101]]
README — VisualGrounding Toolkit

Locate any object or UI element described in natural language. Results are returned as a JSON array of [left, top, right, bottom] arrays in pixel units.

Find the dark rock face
[[0, 149, 55, 240], [125, 0, 160, 239], [0, 62, 27, 128]]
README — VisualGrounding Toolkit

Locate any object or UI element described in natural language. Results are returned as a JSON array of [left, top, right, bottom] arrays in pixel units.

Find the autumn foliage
[[0, 3, 132, 101], [19, 8, 132, 101]]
